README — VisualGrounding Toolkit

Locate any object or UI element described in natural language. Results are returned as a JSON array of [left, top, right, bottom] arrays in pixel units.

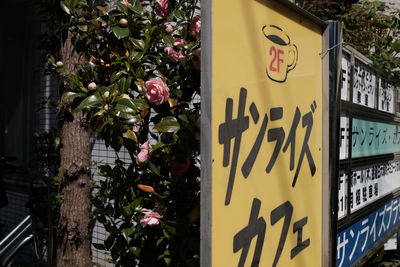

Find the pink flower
[[164, 45, 174, 55], [174, 38, 184, 47], [165, 24, 173, 33], [164, 45, 185, 63], [122, 0, 131, 6], [138, 141, 151, 163], [155, 0, 171, 18], [172, 51, 185, 62], [140, 209, 163, 227], [145, 77, 170, 105], [133, 126, 139, 135], [190, 16, 201, 38]]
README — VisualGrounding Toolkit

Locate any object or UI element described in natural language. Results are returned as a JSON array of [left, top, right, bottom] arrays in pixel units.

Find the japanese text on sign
[[337, 196, 400, 267], [211, 0, 325, 266], [351, 118, 400, 158]]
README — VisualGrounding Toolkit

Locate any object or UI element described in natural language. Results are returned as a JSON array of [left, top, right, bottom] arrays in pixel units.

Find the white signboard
[[378, 78, 394, 114], [350, 162, 400, 213], [352, 60, 376, 109]]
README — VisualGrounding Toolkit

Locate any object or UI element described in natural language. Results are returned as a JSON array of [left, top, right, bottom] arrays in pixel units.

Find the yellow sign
[[210, 0, 328, 266]]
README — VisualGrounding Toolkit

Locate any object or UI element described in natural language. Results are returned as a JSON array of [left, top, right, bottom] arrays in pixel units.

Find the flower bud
[[88, 82, 97, 91], [119, 18, 128, 27], [104, 104, 109, 111], [121, 94, 131, 100], [56, 61, 63, 67], [103, 91, 110, 99], [165, 24, 173, 33]]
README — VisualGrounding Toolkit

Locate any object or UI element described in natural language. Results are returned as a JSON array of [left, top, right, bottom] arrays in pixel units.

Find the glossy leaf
[[154, 116, 180, 133], [72, 93, 102, 113], [112, 26, 129, 39], [63, 91, 85, 100], [60, 1, 71, 15], [123, 129, 138, 143], [122, 226, 134, 244], [163, 35, 174, 47]]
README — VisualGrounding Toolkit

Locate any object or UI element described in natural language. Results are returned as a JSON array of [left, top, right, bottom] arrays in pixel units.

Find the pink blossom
[[133, 126, 139, 135], [190, 16, 201, 38], [155, 0, 171, 18], [122, 0, 131, 6], [140, 209, 163, 227], [172, 50, 185, 62], [164, 45, 174, 55], [164, 45, 185, 63], [145, 77, 170, 105], [165, 24, 173, 33], [138, 141, 151, 163], [174, 38, 184, 47]]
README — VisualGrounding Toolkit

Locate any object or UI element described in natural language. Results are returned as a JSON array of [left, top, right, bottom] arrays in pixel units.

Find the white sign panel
[[350, 162, 400, 213], [352, 60, 376, 109], [378, 78, 394, 114]]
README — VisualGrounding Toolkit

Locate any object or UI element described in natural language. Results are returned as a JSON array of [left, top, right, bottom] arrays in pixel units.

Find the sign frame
[[337, 44, 400, 266], [201, 0, 331, 266]]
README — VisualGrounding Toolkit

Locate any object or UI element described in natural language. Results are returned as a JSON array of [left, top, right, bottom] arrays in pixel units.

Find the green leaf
[[77, 24, 87, 32], [115, 104, 135, 114], [63, 91, 85, 100], [121, 226, 134, 244], [118, 77, 132, 93], [84, 61, 96, 69], [174, 10, 185, 20], [112, 26, 129, 39], [60, 1, 71, 15], [131, 98, 148, 110], [162, 221, 176, 235], [104, 258, 115, 264], [164, 257, 171, 266], [393, 39, 400, 53], [111, 71, 122, 83], [151, 141, 166, 151], [72, 93, 102, 113], [116, 98, 137, 111], [96, 5, 109, 13], [163, 35, 174, 46], [135, 79, 146, 94], [123, 129, 138, 143], [114, 112, 141, 123], [130, 38, 145, 51], [148, 161, 161, 176], [154, 116, 180, 133], [129, 247, 140, 257], [156, 238, 164, 246], [130, 3, 143, 13]]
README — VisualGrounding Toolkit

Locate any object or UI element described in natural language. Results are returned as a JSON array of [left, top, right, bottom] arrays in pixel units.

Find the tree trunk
[[56, 30, 92, 267]]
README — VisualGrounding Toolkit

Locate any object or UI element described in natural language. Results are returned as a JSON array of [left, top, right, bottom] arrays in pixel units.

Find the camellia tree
[[44, 0, 201, 266]]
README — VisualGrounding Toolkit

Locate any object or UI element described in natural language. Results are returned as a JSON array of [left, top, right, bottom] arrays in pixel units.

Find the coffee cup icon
[[262, 25, 298, 83]]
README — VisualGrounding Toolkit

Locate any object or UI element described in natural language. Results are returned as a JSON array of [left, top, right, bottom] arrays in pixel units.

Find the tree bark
[[56, 30, 92, 267]]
